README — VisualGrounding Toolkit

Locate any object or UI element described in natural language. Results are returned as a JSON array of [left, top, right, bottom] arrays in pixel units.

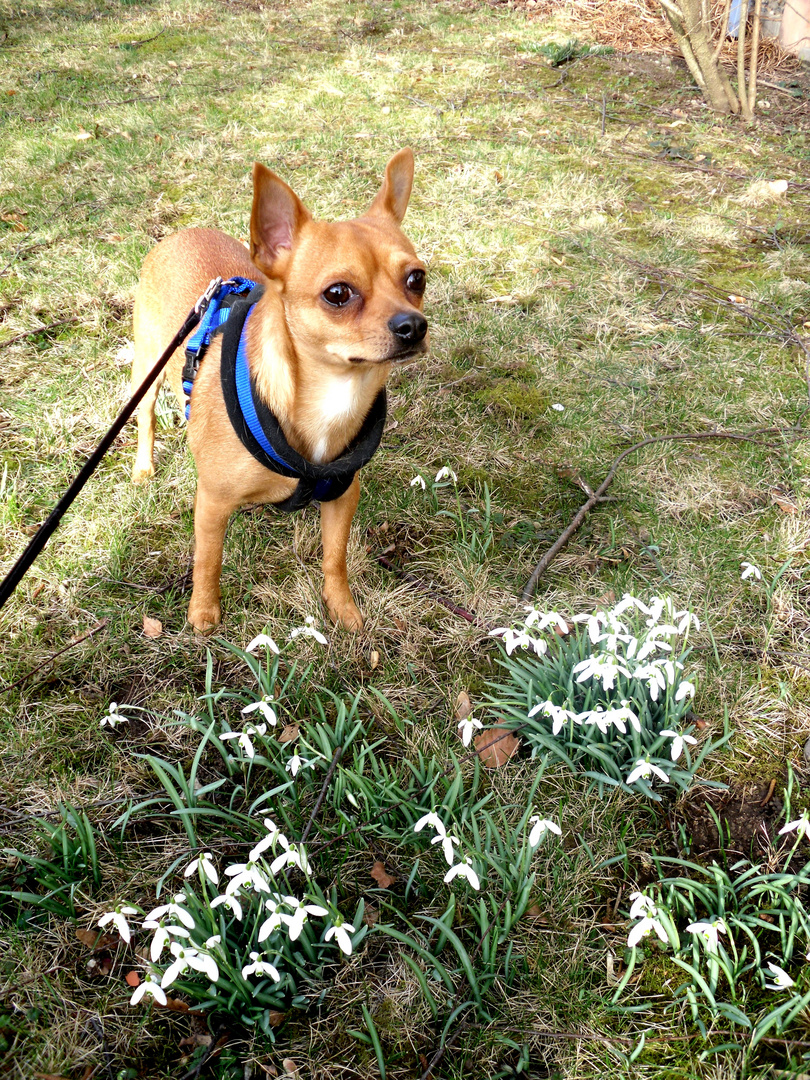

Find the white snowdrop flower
[[686, 918, 727, 954], [210, 893, 243, 921], [626, 758, 670, 785], [220, 723, 267, 759], [241, 695, 277, 726], [528, 815, 561, 847], [659, 729, 697, 762], [431, 830, 460, 866], [529, 700, 576, 735], [269, 836, 311, 876], [100, 702, 128, 729], [280, 899, 328, 941], [779, 812, 810, 840], [628, 892, 657, 920], [414, 812, 446, 836], [144, 899, 195, 929], [246, 634, 280, 654], [488, 626, 547, 656], [523, 608, 568, 633], [572, 654, 630, 691], [765, 961, 794, 990], [325, 920, 356, 955], [434, 466, 457, 483], [457, 715, 483, 747], [628, 914, 669, 949], [184, 851, 219, 885], [241, 951, 281, 981], [410, 475, 426, 490], [258, 897, 285, 942], [160, 942, 196, 988], [741, 561, 762, 581], [444, 857, 481, 890], [97, 905, 138, 945], [286, 753, 314, 777], [147, 923, 190, 962], [674, 680, 695, 703], [249, 818, 281, 862], [224, 861, 271, 895], [130, 978, 167, 1006], [288, 616, 328, 645], [551, 403, 565, 411]]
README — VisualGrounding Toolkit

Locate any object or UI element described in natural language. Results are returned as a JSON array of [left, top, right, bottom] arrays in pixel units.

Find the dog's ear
[[367, 148, 414, 224], [250, 163, 311, 273]]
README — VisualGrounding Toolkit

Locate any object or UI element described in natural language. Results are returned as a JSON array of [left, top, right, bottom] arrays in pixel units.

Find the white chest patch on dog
[[309, 377, 360, 464]]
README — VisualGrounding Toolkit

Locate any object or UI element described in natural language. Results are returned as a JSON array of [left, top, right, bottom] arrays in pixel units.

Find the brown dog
[[130, 148, 427, 633]]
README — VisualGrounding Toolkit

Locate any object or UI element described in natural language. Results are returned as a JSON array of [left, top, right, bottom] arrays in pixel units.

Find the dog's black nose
[[388, 311, 428, 346]]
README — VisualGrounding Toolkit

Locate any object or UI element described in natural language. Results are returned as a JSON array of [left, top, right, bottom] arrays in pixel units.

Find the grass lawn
[[1, 0, 810, 1076]]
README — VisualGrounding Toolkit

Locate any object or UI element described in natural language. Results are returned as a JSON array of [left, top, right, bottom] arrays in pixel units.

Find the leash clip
[[194, 276, 223, 314]]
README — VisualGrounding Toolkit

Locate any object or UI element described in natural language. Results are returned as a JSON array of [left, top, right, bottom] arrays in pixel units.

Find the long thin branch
[[737, 0, 752, 120], [747, 0, 763, 115], [712, 0, 733, 59], [520, 430, 767, 603], [1, 618, 109, 695], [0, 318, 75, 349]]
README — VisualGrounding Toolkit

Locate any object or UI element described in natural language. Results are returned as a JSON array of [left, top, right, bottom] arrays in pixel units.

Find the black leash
[[0, 277, 223, 613]]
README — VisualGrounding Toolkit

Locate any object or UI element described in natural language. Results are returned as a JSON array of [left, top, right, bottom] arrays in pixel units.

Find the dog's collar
[[216, 286, 387, 512]]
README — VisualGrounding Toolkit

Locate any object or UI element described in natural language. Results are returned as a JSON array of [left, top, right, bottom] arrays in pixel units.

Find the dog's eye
[[322, 283, 354, 307], [406, 269, 426, 294]]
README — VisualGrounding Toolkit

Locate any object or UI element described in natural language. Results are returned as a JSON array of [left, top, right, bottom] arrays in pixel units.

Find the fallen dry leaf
[[179, 1033, 212, 1049], [369, 649, 380, 670], [257, 1065, 279, 1078], [266, 1009, 286, 1028], [125, 970, 140, 988], [282, 1061, 301, 1077], [454, 690, 472, 721], [143, 614, 163, 638], [278, 724, 299, 744], [474, 728, 520, 768], [771, 490, 799, 515], [370, 860, 395, 888], [76, 928, 117, 951], [363, 903, 379, 927], [524, 902, 543, 918]]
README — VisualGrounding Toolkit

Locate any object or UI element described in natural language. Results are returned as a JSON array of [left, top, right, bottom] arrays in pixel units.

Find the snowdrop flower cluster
[[100, 826, 357, 1009], [493, 595, 705, 798], [488, 625, 548, 657], [414, 812, 481, 890]]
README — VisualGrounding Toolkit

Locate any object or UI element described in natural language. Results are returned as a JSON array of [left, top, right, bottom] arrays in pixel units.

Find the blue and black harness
[[182, 277, 387, 513]]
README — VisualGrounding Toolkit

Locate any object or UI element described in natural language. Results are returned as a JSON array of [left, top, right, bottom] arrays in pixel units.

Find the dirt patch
[[678, 782, 785, 862]]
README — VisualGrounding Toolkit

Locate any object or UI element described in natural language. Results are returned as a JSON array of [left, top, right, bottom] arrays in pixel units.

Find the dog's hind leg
[[320, 476, 364, 631]]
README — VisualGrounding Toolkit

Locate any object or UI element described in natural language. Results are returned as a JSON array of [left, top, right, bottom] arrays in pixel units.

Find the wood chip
[[125, 970, 140, 987]]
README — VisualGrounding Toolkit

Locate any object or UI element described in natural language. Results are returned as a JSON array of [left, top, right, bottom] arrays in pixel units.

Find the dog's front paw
[[187, 598, 222, 634], [132, 462, 155, 484], [323, 590, 364, 632]]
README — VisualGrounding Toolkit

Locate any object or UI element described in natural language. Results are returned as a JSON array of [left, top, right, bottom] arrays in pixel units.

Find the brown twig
[[1, 618, 109, 695], [376, 553, 488, 629], [521, 430, 762, 602], [0, 318, 75, 349], [300, 746, 343, 844]]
